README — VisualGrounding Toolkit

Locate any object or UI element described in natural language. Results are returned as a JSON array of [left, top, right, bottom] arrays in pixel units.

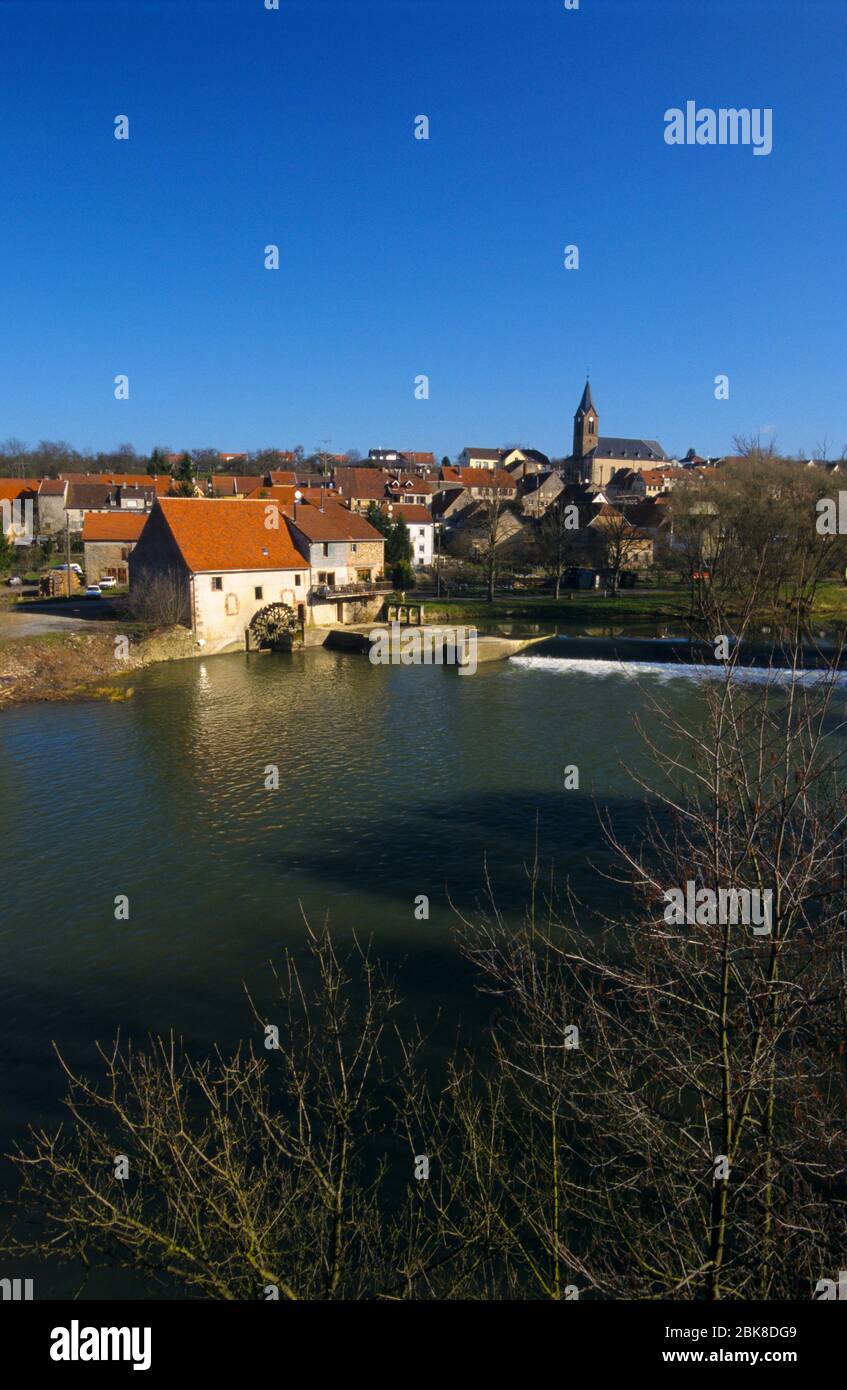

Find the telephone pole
[[65, 515, 72, 597]]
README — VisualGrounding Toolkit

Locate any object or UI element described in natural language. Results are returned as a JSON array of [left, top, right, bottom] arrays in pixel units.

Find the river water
[[1, 643, 842, 1294]]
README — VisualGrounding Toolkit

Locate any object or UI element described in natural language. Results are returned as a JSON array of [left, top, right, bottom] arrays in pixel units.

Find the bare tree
[[668, 456, 846, 625], [126, 570, 190, 627], [590, 507, 647, 590], [534, 498, 582, 597], [467, 492, 515, 601]]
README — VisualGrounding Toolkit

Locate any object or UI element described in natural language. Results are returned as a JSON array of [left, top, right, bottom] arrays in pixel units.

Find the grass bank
[[414, 588, 690, 626], [411, 582, 847, 629]]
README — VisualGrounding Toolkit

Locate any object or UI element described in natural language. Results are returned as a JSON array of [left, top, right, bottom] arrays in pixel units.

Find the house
[[519, 470, 565, 518], [564, 382, 669, 488], [604, 468, 647, 500], [112, 485, 158, 510], [64, 483, 118, 533], [60, 472, 151, 488], [639, 466, 689, 496], [368, 449, 436, 471], [83, 511, 148, 584], [283, 501, 387, 625], [128, 498, 310, 649], [333, 468, 433, 513], [439, 467, 517, 499], [587, 504, 655, 568], [381, 502, 434, 567], [207, 475, 264, 498], [624, 498, 671, 540], [457, 447, 505, 472], [458, 500, 527, 555], [503, 447, 551, 479], [58, 472, 173, 497], [36, 478, 68, 536], [384, 474, 433, 508], [333, 468, 389, 512], [403, 451, 436, 470], [368, 449, 406, 466], [0, 479, 38, 543]]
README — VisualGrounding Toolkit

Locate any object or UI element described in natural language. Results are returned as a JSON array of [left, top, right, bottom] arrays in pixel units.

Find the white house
[[382, 502, 434, 567]]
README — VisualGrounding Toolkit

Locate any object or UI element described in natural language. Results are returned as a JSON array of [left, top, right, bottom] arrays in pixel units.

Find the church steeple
[[573, 378, 599, 460]]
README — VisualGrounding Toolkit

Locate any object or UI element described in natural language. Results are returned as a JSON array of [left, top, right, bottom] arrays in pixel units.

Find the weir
[[526, 634, 847, 672]]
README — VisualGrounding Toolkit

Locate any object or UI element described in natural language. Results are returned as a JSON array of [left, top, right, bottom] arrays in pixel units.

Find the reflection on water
[[0, 643, 711, 1286]]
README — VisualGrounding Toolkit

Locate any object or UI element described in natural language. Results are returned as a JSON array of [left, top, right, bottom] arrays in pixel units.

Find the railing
[[309, 580, 393, 600]]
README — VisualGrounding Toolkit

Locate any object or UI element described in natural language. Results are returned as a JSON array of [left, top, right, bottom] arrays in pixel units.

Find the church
[[564, 382, 669, 488]]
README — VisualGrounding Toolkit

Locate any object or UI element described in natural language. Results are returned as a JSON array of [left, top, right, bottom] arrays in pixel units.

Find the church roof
[[576, 380, 595, 414], [591, 436, 667, 463]]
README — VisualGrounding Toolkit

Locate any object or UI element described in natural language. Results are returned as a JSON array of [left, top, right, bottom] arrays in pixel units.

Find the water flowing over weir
[[509, 634, 847, 685]]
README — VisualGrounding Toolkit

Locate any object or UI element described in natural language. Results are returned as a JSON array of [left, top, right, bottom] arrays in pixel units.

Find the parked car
[[53, 563, 83, 576], [7, 576, 23, 587], [84, 585, 102, 598], [98, 576, 117, 590]]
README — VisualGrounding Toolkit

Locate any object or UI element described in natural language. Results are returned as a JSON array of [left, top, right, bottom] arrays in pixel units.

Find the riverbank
[[0, 626, 198, 707]]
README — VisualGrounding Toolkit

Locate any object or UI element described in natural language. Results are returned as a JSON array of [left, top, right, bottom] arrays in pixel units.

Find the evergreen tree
[[171, 451, 196, 498], [386, 516, 412, 569], [365, 502, 391, 537], [148, 446, 169, 477]]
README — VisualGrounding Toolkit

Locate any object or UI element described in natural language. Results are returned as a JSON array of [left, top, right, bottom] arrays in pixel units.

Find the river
[[0, 642, 839, 1294]]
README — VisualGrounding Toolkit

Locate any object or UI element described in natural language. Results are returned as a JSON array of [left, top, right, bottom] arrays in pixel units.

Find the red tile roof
[[382, 503, 432, 524], [440, 467, 516, 491], [60, 472, 153, 487], [0, 479, 38, 502], [297, 486, 344, 506], [209, 475, 264, 497], [333, 468, 387, 502], [260, 485, 297, 507], [83, 511, 149, 542], [385, 474, 434, 495], [286, 501, 384, 543], [156, 499, 308, 573]]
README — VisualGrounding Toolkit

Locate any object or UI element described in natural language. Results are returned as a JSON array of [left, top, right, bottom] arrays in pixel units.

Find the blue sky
[[0, 0, 845, 461]]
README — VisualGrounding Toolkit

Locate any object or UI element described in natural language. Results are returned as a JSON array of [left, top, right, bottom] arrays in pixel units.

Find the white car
[[85, 585, 102, 598], [98, 576, 117, 590]]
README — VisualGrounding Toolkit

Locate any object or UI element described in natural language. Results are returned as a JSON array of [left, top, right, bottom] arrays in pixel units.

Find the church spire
[[578, 378, 595, 414], [572, 379, 599, 464]]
